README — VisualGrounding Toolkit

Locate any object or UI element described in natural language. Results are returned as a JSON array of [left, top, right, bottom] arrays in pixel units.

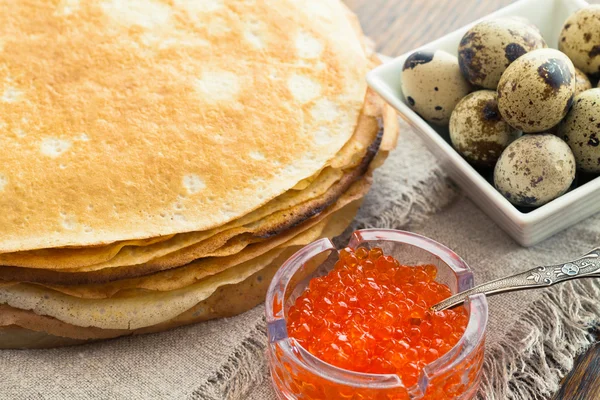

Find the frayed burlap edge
[[479, 279, 600, 400]]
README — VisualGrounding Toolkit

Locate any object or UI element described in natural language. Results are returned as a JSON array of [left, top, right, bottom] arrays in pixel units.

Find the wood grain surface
[[344, 0, 600, 397], [345, 0, 515, 56], [552, 341, 600, 399]]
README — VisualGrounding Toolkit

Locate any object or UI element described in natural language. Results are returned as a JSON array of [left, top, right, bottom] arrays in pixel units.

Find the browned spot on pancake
[[590, 45, 600, 58]]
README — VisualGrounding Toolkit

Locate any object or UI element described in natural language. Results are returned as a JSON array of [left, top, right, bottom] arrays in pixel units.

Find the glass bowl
[[265, 229, 488, 400]]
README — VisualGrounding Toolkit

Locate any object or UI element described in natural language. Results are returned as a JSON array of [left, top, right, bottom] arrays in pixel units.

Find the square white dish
[[367, 0, 600, 247]]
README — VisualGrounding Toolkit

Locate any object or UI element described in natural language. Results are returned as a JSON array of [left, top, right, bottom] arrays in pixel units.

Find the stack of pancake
[[0, 0, 398, 348]]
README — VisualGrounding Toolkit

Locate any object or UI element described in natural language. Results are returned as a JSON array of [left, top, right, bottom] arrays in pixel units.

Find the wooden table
[[344, 1, 600, 398], [345, 0, 515, 56]]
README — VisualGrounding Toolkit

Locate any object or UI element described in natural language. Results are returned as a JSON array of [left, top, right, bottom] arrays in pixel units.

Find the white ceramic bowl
[[368, 0, 600, 247]]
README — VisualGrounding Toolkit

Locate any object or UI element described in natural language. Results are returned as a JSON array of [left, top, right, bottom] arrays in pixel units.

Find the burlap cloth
[[3, 119, 600, 400]]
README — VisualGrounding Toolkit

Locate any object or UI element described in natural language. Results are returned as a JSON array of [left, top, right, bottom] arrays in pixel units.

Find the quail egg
[[450, 90, 521, 166], [574, 67, 593, 94], [497, 49, 575, 132], [545, 68, 589, 134], [401, 50, 472, 125], [458, 18, 546, 89], [558, 88, 600, 173], [494, 134, 576, 207], [559, 5, 600, 77]]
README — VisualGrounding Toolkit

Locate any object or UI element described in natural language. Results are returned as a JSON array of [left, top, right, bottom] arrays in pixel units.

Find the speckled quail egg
[[558, 88, 600, 173], [450, 90, 521, 166], [497, 49, 575, 132], [458, 18, 546, 89], [574, 67, 593, 94], [401, 50, 472, 125], [494, 134, 576, 207], [559, 5, 600, 77]]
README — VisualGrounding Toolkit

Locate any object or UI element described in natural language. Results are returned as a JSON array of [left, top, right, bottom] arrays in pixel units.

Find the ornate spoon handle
[[431, 247, 600, 312]]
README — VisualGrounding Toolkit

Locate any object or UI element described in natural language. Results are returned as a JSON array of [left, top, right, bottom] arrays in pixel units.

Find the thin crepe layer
[[37, 198, 364, 298], [0, 197, 360, 343], [0, 131, 379, 285], [0, 86, 382, 270]]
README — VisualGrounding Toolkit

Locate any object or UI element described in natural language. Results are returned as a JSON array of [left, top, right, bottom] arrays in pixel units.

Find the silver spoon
[[431, 247, 600, 312]]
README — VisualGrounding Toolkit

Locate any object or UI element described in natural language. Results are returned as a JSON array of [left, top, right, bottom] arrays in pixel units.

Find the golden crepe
[[0, 87, 383, 271], [0, 0, 368, 253], [0, 0, 400, 348], [37, 186, 369, 298], [0, 86, 393, 287], [0, 134, 397, 349], [0, 111, 398, 348], [2, 178, 369, 299], [0, 195, 363, 347]]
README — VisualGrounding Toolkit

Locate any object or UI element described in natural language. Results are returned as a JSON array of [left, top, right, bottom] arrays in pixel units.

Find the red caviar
[[287, 247, 469, 388]]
